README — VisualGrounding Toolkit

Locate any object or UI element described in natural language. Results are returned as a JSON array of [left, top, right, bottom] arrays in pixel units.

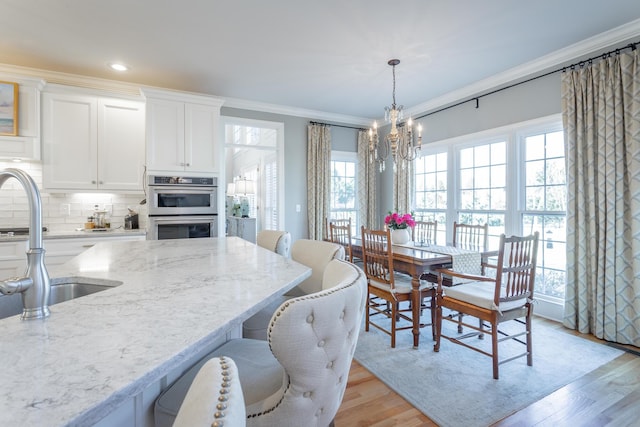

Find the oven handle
[[149, 216, 217, 225]]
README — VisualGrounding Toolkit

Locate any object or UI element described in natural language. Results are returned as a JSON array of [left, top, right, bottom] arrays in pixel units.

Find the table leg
[[412, 276, 421, 348]]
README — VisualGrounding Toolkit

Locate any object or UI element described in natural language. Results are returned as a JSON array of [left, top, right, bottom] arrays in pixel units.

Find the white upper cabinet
[[42, 89, 145, 192], [143, 88, 224, 174], [0, 75, 44, 160]]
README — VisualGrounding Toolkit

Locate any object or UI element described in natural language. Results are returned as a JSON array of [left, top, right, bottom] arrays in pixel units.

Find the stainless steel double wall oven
[[147, 175, 218, 240]]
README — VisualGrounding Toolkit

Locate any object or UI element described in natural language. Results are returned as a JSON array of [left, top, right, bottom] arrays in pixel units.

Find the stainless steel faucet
[[0, 168, 51, 319]]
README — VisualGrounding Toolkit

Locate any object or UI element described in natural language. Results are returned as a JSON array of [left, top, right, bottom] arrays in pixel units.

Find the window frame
[[330, 150, 359, 235], [412, 114, 565, 319]]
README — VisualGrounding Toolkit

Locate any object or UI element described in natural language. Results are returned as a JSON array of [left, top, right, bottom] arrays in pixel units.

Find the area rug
[[354, 317, 623, 427]]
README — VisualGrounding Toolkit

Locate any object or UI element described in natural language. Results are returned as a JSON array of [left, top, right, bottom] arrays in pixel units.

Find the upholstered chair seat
[[155, 259, 367, 427], [242, 239, 344, 340]]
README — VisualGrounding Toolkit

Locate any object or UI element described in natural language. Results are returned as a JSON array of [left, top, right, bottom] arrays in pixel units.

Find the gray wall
[[222, 71, 562, 240]]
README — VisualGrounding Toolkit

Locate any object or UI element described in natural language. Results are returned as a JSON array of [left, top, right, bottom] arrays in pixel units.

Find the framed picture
[[0, 81, 18, 136]]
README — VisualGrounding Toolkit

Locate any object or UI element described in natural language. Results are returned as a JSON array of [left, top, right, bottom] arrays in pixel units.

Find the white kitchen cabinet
[[42, 90, 145, 192], [0, 234, 146, 277], [0, 240, 28, 277], [0, 74, 43, 161], [43, 234, 146, 268], [144, 88, 224, 174], [227, 217, 256, 243]]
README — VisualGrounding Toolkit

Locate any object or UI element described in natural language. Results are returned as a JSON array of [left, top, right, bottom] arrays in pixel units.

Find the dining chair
[[242, 239, 345, 340], [256, 229, 291, 258], [421, 222, 489, 281], [361, 226, 434, 348], [433, 232, 539, 379], [452, 221, 489, 252], [167, 356, 246, 427], [328, 218, 354, 262], [155, 258, 367, 427], [412, 220, 437, 246]]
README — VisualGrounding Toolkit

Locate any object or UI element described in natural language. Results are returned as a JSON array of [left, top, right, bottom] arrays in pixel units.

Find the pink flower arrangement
[[384, 212, 416, 230]]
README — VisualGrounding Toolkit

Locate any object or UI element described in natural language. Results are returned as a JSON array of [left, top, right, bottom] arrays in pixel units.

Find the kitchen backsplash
[[0, 161, 148, 232]]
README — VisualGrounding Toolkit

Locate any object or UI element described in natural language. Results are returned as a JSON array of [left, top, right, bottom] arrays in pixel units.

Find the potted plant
[[384, 212, 415, 244]]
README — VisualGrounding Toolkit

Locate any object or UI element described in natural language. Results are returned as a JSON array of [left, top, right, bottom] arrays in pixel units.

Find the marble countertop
[[0, 237, 311, 426]]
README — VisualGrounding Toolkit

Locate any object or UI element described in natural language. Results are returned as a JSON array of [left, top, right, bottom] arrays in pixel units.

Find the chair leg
[[430, 294, 436, 341], [526, 313, 533, 366], [365, 294, 371, 332], [492, 323, 499, 379], [391, 301, 397, 348], [457, 312, 463, 333], [433, 301, 442, 352]]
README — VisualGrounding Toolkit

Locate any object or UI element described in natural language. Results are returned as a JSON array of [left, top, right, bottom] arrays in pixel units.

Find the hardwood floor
[[335, 319, 640, 427]]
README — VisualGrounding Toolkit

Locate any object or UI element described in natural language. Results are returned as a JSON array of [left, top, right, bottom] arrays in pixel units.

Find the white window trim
[[415, 114, 565, 321]]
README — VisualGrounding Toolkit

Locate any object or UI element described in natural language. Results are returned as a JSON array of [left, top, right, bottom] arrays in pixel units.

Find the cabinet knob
[[99, 181, 103, 184], [185, 163, 190, 167], [91, 180, 96, 184]]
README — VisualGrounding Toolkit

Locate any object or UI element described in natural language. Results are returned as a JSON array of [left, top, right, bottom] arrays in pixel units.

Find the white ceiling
[[2, 1, 640, 123]]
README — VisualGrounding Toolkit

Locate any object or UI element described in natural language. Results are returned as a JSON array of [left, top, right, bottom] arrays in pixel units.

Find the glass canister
[[94, 210, 107, 228]]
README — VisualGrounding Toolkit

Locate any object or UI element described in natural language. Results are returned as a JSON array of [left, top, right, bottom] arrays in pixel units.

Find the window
[[521, 130, 566, 300], [414, 151, 448, 244], [330, 151, 357, 235], [412, 116, 566, 316], [458, 140, 507, 249]]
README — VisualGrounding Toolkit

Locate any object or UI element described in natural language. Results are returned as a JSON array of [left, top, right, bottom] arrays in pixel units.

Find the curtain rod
[[309, 121, 367, 131], [415, 40, 639, 120]]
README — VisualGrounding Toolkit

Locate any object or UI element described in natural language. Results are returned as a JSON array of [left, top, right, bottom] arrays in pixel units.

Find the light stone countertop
[[0, 237, 311, 426]]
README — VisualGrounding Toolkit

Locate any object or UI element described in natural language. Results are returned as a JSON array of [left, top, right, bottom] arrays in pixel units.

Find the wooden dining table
[[351, 238, 497, 348]]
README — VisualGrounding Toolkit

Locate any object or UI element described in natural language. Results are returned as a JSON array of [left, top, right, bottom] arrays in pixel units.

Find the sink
[[0, 278, 122, 320]]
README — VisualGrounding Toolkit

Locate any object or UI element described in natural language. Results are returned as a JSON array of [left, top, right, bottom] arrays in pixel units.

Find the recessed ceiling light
[[108, 62, 129, 72]]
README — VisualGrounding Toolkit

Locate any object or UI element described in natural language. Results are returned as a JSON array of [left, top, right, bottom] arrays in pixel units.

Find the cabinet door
[[97, 99, 146, 191], [42, 93, 98, 190], [146, 98, 185, 172], [185, 103, 218, 173]]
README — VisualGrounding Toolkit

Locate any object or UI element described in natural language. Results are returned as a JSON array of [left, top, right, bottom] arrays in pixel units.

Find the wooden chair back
[[493, 233, 539, 306], [412, 220, 437, 245], [360, 227, 396, 290], [329, 218, 353, 262], [453, 222, 488, 251]]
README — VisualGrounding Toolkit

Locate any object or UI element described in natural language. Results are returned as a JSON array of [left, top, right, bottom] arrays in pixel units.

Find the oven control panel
[[149, 176, 217, 186]]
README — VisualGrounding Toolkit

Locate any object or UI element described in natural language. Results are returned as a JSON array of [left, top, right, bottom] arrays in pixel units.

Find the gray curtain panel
[[307, 123, 331, 240], [561, 49, 640, 346]]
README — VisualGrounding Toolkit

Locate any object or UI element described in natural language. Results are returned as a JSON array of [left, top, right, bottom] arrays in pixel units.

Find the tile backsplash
[[0, 161, 148, 232]]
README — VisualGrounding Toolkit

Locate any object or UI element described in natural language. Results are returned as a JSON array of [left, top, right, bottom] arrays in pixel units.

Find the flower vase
[[391, 228, 411, 245]]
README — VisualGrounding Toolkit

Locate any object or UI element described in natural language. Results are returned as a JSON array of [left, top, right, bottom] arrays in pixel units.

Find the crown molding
[[406, 18, 640, 118], [0, 62, 143, 98], [222, 96, 371, 127]]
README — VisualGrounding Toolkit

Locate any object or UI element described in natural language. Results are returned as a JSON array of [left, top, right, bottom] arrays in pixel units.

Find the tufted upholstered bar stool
[[157, 356, 246, 427], [242, 239, 344, 340], [154, 259, 367, 427], [256, 230, 292, 258]]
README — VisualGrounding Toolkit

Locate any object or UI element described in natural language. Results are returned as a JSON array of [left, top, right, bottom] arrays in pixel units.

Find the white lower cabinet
[[0, 241, 28, 277], [227, 217, 256, 243], [0, 234, 146, 277]]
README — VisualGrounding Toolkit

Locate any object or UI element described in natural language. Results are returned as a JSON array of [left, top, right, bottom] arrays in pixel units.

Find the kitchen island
[[0, 237, 311, 426]]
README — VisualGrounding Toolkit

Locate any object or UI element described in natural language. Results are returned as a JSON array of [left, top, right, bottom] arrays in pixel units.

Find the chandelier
[[368, 59, 422, 172]]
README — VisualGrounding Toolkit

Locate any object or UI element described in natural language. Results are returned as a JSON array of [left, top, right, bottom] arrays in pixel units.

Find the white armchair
[[286, 238, 345, 296], [155, 259, 367, 427], [256, 230, 291, 258], [168, 356, 246, 427], [242, 239, 344, 340]]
